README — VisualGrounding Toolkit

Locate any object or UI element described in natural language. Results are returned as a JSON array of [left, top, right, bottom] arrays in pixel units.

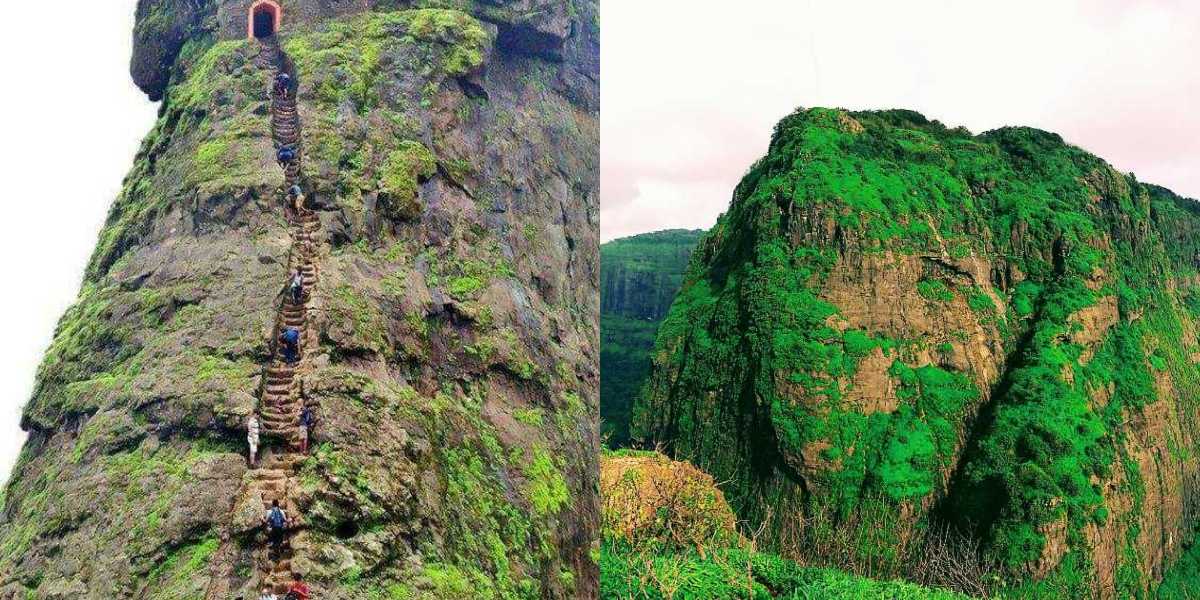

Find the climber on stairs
[[247, 414, 261, 466], [264, 499, 289, 554], [285, 573, 311, 600], [288, 268, 304, 305], [274, 72, 291, 97], [299, 405, 314, 453], [280, 326, 301, 365], [288, 184, 305, 212], [277, 145, 297, 167]]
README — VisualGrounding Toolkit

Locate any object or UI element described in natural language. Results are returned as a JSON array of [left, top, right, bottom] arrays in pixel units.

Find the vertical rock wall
[[0, 2, 598, 598]]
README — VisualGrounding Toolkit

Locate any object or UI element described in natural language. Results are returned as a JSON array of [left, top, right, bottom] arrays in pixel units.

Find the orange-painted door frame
[[248, 0, 283, 39]]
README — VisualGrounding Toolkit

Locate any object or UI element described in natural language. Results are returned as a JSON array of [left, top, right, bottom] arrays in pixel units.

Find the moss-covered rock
[[379, 140, 437, 220], [634, 107, 1200, 597]]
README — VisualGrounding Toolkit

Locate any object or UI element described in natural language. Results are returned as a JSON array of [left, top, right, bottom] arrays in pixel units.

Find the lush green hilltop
[[600, 229, 703, 446], [633, 107, 1200, 597]]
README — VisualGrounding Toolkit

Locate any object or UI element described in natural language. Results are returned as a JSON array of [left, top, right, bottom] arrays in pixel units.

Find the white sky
[[0, 1, 156, 480], [601, 0, 1200, 242]]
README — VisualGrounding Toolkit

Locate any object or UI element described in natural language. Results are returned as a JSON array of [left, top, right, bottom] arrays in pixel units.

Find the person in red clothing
[[286, 573, 310, 600]]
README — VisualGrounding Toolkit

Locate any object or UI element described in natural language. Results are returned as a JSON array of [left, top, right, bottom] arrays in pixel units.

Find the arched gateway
[[248, 0, 283, 39]]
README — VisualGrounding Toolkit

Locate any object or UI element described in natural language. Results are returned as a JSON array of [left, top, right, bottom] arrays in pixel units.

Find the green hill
[[601, 230, 704, 446], [633, 107, 1200, 597]]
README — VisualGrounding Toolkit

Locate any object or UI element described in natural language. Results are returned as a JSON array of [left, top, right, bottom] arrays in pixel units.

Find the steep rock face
[[131, 0, 592, 101], [599, 230, 703, 446], [633, 108, 1200, 597], [2, 3, 597, 599]]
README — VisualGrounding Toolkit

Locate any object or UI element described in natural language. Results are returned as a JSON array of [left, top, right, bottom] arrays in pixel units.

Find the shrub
[[601, 452, 740, 552]]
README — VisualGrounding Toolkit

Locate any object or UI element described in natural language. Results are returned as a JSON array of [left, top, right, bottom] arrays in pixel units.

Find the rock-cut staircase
[[201, 33, 323, 600], [249, 34, 321, 595]]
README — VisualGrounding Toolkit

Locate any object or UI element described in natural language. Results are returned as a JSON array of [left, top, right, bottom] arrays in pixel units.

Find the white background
[[0, 1, 155, 480], [601, 0, 1200, 242]]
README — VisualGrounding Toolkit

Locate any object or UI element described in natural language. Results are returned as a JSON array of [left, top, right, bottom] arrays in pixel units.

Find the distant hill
[[600, 229, 704, 446]]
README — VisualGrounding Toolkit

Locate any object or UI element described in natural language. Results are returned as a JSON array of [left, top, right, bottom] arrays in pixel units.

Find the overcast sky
[[601, 0, 1200, 242], [0, 1, 155, 480]]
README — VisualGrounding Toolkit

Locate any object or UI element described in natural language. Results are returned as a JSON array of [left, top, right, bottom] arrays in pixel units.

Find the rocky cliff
[[600, 230, 702, 446], [0, 1, 598, 598], [633, 108, 1200, 597]]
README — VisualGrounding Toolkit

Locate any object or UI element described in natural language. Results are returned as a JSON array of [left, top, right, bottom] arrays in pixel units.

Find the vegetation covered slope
[[0, 2, 598, 598], [633, 107, 1200, 598], [601, 230, 703, 446]]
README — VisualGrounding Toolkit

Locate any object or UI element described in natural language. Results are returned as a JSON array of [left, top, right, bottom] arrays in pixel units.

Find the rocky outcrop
[[600, 230, 703, 446], [3, 2, 597, 598], [633, 108, 1200, 597], [131, 0, 595, 101]]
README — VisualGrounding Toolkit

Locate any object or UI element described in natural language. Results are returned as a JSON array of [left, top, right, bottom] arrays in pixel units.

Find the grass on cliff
[[297, 369, 579, 598], [1157, 536, 1200, 599], [281, 8, 489, 216]]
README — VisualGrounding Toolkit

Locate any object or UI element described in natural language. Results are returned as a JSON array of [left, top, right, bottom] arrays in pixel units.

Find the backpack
[[268, 507, 286, 529], [283, 329, 299, 344]]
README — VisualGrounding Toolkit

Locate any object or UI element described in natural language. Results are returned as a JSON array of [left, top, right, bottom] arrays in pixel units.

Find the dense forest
[[600, 229, 703, 446]]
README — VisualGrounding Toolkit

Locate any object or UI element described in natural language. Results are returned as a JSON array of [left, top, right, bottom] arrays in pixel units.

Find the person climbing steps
[[299, 405, 313, 453], [279, 326, 301, 365], [264, 499, 289, 557], [284, 573, 311, 600], [273, 72, 291, 97], [286, 268, 302, 304], [288, 184, 305, 212], [277, 145, 297, 167], [247, 414, 261, 467]]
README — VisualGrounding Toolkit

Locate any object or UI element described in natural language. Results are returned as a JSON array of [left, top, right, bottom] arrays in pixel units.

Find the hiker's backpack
[[269, 507, 285, 529]]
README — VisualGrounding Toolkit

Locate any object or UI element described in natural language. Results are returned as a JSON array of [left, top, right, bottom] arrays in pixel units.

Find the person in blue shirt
[[279, 327, 300, 365], [263, 499, 288, 554], [277, 146, 296, 167]]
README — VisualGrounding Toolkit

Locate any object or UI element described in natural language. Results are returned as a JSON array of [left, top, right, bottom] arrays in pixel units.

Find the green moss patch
[[379, 141, 437, 220]]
